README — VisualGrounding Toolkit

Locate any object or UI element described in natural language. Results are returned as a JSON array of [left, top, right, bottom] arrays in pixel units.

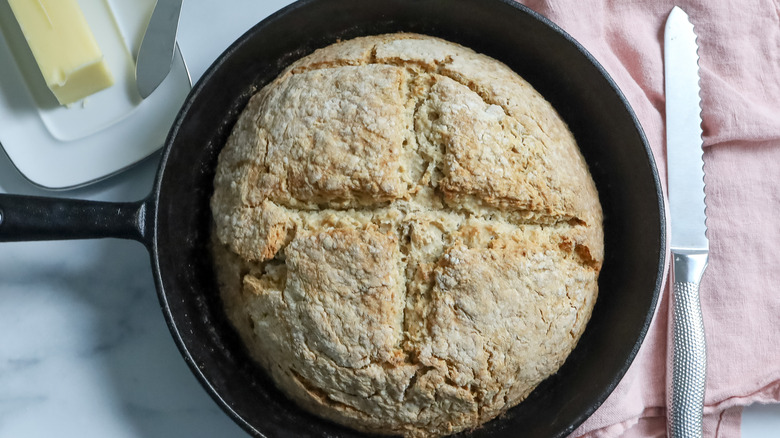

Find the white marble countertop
[[1, 1, 778, 437]]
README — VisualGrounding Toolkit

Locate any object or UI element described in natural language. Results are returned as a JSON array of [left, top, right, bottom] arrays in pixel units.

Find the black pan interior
[[149, 0, 666, 437]]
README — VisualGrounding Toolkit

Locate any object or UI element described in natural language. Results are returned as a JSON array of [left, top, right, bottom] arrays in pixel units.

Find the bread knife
[[664, 6, 709, 438]]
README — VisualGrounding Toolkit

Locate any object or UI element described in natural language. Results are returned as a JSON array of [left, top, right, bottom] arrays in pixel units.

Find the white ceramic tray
[[0, 0, 191, 190]]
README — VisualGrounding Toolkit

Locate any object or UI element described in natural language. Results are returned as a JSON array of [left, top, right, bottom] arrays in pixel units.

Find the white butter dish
[[0, 0, 191, 190]]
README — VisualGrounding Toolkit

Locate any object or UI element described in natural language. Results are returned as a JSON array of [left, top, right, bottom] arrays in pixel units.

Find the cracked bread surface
[[210, 33, 604, 437]]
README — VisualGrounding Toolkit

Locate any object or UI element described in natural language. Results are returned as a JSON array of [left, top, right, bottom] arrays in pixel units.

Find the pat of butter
[[8, 0, 114, 105]]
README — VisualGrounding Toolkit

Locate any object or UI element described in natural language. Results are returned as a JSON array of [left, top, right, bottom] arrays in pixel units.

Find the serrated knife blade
[[666, 7, 707, 252], [664, 6, 709, 438]]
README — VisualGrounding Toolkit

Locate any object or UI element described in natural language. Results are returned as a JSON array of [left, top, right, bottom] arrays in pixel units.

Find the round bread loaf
[[210, 33, 603, 437]]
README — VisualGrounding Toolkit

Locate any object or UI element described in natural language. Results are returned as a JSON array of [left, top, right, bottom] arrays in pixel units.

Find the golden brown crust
[[211, 33, 603, 437]]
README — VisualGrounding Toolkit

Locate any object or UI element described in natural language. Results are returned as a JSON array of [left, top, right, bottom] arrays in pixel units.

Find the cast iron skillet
[[0, 0, 666, 436]]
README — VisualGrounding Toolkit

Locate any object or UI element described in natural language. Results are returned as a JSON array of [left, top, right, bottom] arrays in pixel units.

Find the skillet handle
[[0, 194, 150, 244]]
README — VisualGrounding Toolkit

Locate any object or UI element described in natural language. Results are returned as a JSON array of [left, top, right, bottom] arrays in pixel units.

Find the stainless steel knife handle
[[667, 251, 708, 438]]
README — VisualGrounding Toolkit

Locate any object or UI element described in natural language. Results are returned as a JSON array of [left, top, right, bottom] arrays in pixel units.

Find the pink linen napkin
[[512, 0, 780, 436]]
